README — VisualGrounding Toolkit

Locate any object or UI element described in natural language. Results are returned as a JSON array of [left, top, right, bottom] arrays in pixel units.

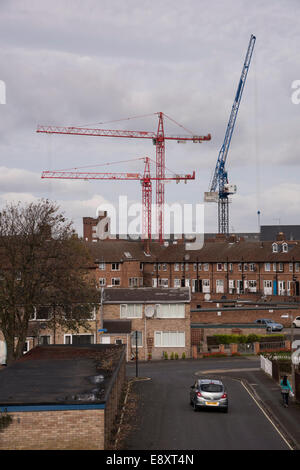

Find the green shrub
[[170, 352, 174, 360], [182, 352, 186, 359], [175, 353, 179, 360]]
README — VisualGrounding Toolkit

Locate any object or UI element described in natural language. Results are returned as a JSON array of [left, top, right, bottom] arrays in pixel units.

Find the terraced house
[[2, 230, 300, 363]]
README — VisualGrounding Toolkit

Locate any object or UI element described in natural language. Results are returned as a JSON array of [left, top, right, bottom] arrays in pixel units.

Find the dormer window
[[282, 243, 288, 253], [272, 243, 278, 253]]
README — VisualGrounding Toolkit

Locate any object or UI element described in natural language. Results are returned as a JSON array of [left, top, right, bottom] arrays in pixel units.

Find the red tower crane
[[41, 157, 195, 241], [37, 112, 211, 243]]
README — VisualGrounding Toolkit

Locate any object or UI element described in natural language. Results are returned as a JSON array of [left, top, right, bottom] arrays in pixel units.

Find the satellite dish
[[145, 306, 155, 318], [204, 293, 211, 301]]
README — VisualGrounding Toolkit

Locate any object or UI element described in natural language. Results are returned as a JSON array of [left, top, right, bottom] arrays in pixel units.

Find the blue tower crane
[[205, 34, 256, 234]]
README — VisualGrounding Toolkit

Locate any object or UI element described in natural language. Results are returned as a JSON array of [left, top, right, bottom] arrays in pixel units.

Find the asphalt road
[[122, 358, 290, 451]]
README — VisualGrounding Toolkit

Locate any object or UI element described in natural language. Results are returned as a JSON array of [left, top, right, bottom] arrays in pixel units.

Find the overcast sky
[[0, 0, 300, 237]]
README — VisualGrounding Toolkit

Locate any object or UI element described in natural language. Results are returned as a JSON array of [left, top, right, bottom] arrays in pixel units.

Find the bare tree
[[0, 199, 98, 364]]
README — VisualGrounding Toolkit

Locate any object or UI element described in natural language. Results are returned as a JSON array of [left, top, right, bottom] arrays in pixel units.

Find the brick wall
[[102, 304, 191, 360], [191, 307, 300, 326], [0, 409, 105, 450]]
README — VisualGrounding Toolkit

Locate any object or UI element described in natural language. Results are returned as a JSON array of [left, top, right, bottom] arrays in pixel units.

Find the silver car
[[190, 379, 228, 413]]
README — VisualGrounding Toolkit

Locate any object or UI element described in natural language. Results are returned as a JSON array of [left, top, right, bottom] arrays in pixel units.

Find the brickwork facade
[[0, 409, 105, 450]]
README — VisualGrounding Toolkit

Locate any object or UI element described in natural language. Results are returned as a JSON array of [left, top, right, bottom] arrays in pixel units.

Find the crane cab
[[223, 184, 237, 195]]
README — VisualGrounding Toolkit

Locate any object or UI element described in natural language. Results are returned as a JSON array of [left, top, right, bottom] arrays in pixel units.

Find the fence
[[260, 355, 272, 377], [259, 341, 286, 352]]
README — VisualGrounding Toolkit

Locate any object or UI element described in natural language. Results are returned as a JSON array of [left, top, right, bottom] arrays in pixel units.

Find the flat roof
[[0, 345, 124, 407]]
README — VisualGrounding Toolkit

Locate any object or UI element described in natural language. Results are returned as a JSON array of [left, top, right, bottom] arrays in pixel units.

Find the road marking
[[196, 368, 260, 375], [240, 380, 294, 451]]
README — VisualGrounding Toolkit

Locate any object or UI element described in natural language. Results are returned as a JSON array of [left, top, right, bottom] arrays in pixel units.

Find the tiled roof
[[86, 239, 300, 263], [102, 287, 191, 303]]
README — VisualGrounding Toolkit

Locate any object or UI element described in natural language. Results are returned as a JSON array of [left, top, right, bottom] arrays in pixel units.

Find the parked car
[[190, 379, 228, 413], [292, 316, 300, 328], [255, 318, 283, 332]]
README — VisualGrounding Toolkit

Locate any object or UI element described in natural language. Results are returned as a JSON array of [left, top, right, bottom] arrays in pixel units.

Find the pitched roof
[[86, 239, 300, 263], [102, 287, 191, 303]]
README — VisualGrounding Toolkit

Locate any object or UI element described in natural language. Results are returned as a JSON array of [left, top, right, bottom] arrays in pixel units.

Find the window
[[185, 264, 189, 272], [111, 278, 120, 286], [156, 303, 185, 318], [244, 263, 248, 271], [272, 243, 278, 253], [174, 263, 180, 272], [152, 278, 158, 287], [203, 263, 209, 271], [115, 339, 123, 345], [278, 263, 284, 272], [162, 263, 167, 271], [140, 263, 144, 271], [99, 262, 106, 270], [198, 263, 202, 271], [238, 263, 242, 271], [124, 251, 132, 259], [64, 334, 94, 345], [129, 277, 143, 287], [273, 263, 277, 272], [289, 263, 293, 272], [249, 263, 256, 272], [224, 263, 227, 272], [282, 243, 288, 253], [174, 278, 181, 288], [131, 331, 142, 347], [112, 263, 120, 271], [229, 263, 233, 272], [120, 304, 143, 318], [154, 331, 185, 348], [39, 335, 51, 345], [296, 263, 300, 272], [99, 278, 106, 286], [35, 306, 53, 320], [265, 263, 271, 272], [193, 263, 197, 271], [159, 278, 169, 288], [217, 263, 222, 271]]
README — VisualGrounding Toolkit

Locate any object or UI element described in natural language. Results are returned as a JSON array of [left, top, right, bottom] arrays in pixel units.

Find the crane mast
[[205, 34, 256, 234]]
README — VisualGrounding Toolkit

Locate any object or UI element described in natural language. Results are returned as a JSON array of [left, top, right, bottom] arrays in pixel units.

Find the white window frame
[[111, 263, 120, 271], [282, 243, 288, 253], [216, 279, 224, 293], [154, 331, 185, 348], [265, 263, 271, 272], [156, 303, 185, 319], [120, 304, 143, 319], [272, 243, 278, 253], [174, 278, 181, 288], [174, 263, 180, 272], [99, 278, 106, 286], [99, 262, 106, 270]]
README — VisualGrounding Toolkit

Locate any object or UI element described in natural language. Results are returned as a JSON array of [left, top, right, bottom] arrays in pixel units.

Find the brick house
[[100, 287, 191, 361]]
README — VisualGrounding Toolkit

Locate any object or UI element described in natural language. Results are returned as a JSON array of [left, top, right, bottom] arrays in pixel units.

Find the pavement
[[235, 362, 300, 450]]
